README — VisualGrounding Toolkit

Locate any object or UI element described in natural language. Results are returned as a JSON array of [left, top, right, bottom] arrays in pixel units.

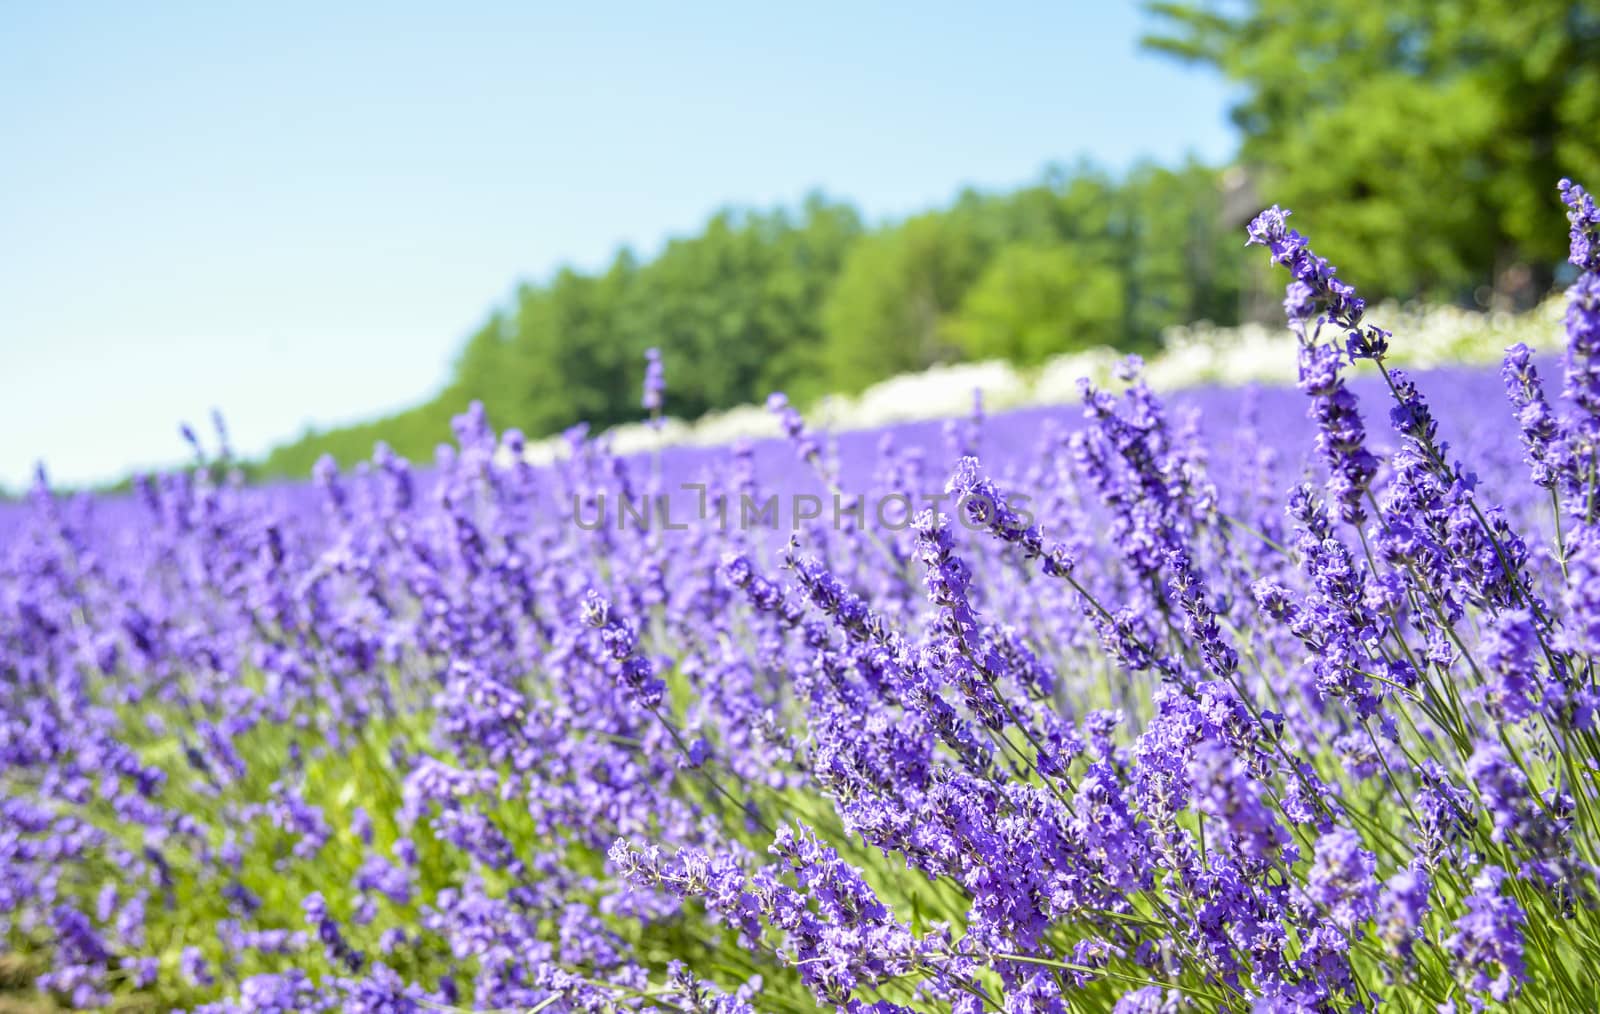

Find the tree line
[[259, 161, 1244, 477]]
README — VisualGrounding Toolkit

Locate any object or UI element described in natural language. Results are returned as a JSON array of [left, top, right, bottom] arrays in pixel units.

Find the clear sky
[[0, 1, 1236, 489]]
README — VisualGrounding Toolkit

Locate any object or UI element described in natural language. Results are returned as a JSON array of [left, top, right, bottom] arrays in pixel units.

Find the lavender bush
[[4, 183, 1600, 1012]]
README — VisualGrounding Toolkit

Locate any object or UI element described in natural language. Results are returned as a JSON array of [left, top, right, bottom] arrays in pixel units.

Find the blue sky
[[0, 2, 1235, 488]]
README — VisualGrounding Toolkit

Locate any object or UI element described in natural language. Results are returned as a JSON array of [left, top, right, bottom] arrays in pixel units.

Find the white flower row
[[519, 297, 1567, 465]]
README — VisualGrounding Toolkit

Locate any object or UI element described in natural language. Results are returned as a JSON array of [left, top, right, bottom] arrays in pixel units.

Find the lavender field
[[5, 186, 1600, 1013]]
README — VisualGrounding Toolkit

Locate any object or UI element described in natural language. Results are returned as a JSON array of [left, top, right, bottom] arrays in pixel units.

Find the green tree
[[450, 311, 517, 422], [820, 211, 990, 392], [501, 195, 861, 428], [749, 195, 864, 403], [1118, 160, 1244, 338], [513, 259, 639, 435], [1144, 0, 1600, 301], [948, 243, 1125, 365]]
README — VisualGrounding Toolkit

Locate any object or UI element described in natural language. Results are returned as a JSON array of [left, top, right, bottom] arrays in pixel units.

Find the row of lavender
[[3, 183, 1599, 1012]]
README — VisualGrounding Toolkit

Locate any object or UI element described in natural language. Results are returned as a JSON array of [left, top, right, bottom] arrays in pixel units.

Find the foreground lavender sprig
[[946, 456, 1075, 578], [1561, 178, 1600, 275], [1502, 343, 1574, 494], [580, 589, 666, 708], [1560, 182, 1600, 484], [1247, 205, 1383, 524]]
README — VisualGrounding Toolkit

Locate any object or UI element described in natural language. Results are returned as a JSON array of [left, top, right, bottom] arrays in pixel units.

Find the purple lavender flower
[[946, 456, 1075, 577], [1306, 828, 1378, 932], [1297, 342, 1378, 524], [1562, 525, 1600, 655], [1479, 609, 1544, 722], [1187, 739, 1289, 862], [1467, 741, 1575, 890], [1446, 867, 1527, 1005], [1376, 864, 1431, 961], [1560, 178, 1600, 273], [1246, 205, 1365, 327], [911, 509, 1007, 729], [642, 346, 666, 420], [1564, 271, 1600, 449], [338, 962, 425, 1013], [179, 945, 214, 987], [580, 589, 666, 709], [766, 391, 821, 462], [1112, 987, 1184, 1013], [1249, 205, 1388, 524], [196, 971, 332, 1013], [1501, 343, 1573, 492], [303, 891, 363, 973]]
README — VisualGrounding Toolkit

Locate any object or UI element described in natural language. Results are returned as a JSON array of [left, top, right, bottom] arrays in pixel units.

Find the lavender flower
[[642, 346, 666, 420], [1297, 341, 1378, 524], [1376, 864, 1431, 961], [303, 891, 363, 973], [766, 391, 820, 462], [580, 589, 666, 709], [1249, 205, 1387, 523], [179, 945, 214, 987], [1564, 272, 1600, 447], [1560, 178, 1600, 274], [1446, 867, 1527, 1005], [1306, 828, 1378, 932], [946, 456, 1075, 577], [1501, 343, 1572, 492]]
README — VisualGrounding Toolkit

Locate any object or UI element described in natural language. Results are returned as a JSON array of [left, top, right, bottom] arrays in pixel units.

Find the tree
[[749, 195, 864, 403], [820, 211, 991, 392], [1118, 160, 1244, 338], [513, 260, 638, 435], [1144, 0, 1600, 301], [450, 311, 517, 422], [948, 243, 1125, 365]]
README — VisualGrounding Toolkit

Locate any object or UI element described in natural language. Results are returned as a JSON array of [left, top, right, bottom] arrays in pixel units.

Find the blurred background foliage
[[256, 0, 1600, 480], [1144, 0, 1600, 298]]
